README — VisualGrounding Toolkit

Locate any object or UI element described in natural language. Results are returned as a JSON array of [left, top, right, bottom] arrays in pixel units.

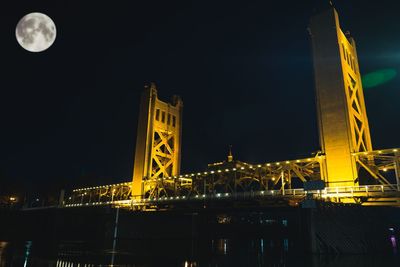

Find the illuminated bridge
[[64, 7, 400, 210]]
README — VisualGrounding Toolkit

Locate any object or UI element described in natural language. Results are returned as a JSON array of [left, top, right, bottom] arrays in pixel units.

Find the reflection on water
[[0, 241, 8, 267], [23, 241, 32, 267], [214, 238, 229, 255], [56, 261, 97, 266], [0, 239, 399, 267]]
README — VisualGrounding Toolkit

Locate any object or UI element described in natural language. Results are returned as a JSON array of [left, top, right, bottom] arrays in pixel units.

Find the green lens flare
[[362, 69, 397, 88]]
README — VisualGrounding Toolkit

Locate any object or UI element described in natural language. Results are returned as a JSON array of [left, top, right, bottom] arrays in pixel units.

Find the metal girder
[[354, 148, 400, 190]]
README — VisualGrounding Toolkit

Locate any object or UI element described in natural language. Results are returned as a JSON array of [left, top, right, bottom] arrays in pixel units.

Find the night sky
[[1, 1, 400, 194]]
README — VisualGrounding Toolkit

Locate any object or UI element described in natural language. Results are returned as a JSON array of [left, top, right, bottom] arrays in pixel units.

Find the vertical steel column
[[395, 152, 400, 191]]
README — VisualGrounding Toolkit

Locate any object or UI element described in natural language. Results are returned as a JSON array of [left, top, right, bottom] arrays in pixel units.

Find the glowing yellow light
[[276, 162, 280, 165], [257, 165, 261, 167], [9, 197, 16, 201], [394, 149, 398, 152], [383, 168, 388, 172], [286, 161, 290, 164], [267, 163, 271, 166]]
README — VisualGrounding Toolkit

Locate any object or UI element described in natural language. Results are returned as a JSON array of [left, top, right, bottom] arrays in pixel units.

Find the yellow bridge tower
[[310, 7, 373, 187], [131, 83, 183, 198]]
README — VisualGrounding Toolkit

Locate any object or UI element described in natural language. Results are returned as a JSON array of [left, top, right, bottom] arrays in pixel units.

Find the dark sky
[[1, 0, 400, 192]]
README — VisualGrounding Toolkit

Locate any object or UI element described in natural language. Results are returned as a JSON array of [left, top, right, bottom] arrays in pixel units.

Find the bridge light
[[276, 162, 280, 165], [383, 168, 388, 172], [378, 151, 383, 154], [257, 165, 261, 168], [216, 193, 221, 197], [296, 160, 300, 163], [233, 168, 237, 171], [182, 196, 186, 199], [261, 191, 264, 194], [286, 161, 290, 164], [197, 173, 201, 175], [204, 172, 208, 175], [202, 194, 206, 198], [210, 171, 215, 174], [394, 149, 398, 152], [225, 193, 229, 196], [307, 158, 311, 161], [267, 163, 271, 166], [218, 170, 222, 173], [225, 169, 229, 172], [195, 195, 199, 198]]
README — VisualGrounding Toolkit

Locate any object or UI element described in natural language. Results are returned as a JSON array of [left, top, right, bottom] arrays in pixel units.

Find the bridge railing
[[323, 184, 398, 195], [63, 184, 400, 208]]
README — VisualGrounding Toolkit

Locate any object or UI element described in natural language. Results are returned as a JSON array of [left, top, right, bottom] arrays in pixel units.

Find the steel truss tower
[[310, 7, 373, 187], [131, 83, 183, 198]]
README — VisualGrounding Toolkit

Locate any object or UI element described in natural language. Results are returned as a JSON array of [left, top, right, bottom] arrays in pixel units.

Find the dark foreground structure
[[2, 201, 400, 255]]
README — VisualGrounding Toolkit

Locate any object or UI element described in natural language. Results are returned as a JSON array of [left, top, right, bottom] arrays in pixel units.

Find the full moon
[[16, 12, 56, 52]]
